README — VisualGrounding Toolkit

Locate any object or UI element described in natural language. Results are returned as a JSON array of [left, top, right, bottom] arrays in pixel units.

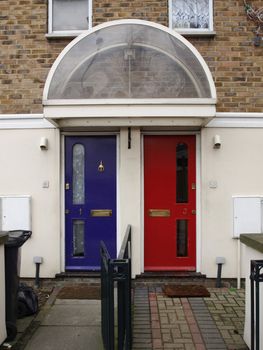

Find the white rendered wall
[[201, 128, 263, 278], [119, 128, 142, 277], [0, 128, 60, 278], [3, 125, 263, 279]]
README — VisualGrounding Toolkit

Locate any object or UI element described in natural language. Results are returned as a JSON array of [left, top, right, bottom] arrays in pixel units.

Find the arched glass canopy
[[44, 20, 216, 101]]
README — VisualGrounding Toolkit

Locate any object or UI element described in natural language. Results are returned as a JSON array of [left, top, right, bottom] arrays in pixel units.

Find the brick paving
[[204, 289, 247, 350], [132, 286, 248, 350]]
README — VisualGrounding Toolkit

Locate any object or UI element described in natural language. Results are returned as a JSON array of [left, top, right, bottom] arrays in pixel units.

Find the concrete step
[[134, 271, 207, 286], [55, 272, 100, 283]]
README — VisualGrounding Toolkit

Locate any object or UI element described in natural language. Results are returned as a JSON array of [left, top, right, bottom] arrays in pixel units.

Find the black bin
[[4, 230, 32, 341]]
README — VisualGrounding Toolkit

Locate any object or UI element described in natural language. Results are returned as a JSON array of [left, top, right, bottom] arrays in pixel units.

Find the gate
[[100, 225, 132, 350]]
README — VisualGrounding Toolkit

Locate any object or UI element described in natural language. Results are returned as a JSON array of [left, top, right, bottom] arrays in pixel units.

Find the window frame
[[169, 0, 214, 35], [47, 0, 92, 38]]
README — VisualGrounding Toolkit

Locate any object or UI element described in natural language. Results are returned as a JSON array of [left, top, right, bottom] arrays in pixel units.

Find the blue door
[[65, 136, 116, 270]]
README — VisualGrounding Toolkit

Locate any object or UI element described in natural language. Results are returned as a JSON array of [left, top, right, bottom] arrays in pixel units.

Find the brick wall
[[0, 0, 71, 114], [190, 1, 263, 113], [0, 0, 262, 114], [93, 0, 168, 26]]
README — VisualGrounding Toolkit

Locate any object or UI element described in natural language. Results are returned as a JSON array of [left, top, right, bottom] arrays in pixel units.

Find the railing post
[[126, 254, 132, 349], [117, 278, 125, 349], [101, 242, 115, 350], [108, 261, 115, 350], [250, 260, 255, 350], [250, 260, 263, 350]]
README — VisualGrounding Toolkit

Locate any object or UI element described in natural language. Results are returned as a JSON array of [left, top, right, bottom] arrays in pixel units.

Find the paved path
[[133, 287, 248, 350], [23, 299, 103, 350], [2, 284, 248, 350]]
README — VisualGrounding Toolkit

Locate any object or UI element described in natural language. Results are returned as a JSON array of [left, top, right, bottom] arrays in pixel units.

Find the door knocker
[[98, 161, 104, 172]]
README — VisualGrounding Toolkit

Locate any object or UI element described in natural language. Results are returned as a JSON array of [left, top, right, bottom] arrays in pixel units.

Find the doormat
[[57, 284, 101, 300], [163, 284, 210, 298]]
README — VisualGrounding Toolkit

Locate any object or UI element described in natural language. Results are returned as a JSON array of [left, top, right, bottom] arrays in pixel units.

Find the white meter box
[[0, 196, 31, 231], [233, 196, 263, 238]]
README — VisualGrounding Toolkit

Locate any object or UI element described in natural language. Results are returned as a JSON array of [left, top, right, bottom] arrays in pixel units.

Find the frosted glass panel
[[172, 0, 210, 29], [53, 0, 89, 31], [73, 220, 84, 257], [73, 144, 85, 205], [48, 23, 212, 99]]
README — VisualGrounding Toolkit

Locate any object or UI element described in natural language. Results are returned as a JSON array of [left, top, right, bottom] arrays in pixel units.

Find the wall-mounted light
[[40, 137, 48, 150], [213, 135, 221, 149]]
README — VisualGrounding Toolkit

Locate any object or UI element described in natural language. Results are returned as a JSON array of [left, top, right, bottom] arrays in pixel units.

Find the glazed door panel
[[65, 136, 116, 270], [144, 135, 196, 270]]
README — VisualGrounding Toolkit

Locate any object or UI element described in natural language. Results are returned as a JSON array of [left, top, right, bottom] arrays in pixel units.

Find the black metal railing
[[250, 260, 263, 350], [101, 225, 132, 350]]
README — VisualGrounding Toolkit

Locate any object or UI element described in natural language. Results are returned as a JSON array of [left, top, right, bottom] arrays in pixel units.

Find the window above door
[[47, 0, 92, 38], [169, 0, 214, 36]]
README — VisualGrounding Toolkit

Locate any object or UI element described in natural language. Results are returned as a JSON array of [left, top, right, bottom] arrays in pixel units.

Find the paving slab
[[23, 299, 102, 350], [41, 299, 101, 326], [23, 325, 103, 350]]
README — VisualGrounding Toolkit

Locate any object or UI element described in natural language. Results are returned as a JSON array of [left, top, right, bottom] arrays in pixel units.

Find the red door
[[144, 135, 196, 271]]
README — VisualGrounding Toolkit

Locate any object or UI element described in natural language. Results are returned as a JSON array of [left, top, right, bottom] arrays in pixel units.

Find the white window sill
[[174, 29, 216, 37], [45, 31, 88, 39]]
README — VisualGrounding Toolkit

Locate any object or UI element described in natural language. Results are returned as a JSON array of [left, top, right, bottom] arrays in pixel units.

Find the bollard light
[[33, 256, 43, 288], [216, 257, 226, 288]]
